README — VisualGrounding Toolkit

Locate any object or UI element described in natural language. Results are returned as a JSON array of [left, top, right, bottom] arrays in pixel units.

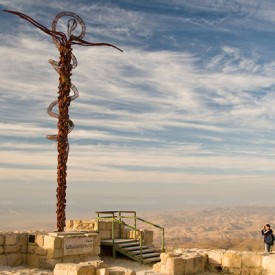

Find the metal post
[[134, 212, 137, 239], [162, 228, 165, 252], [118, 211, 122, 238], [139, 232, 143, 264], [96, 212, 99, 232], [112, 212, 116, 258]]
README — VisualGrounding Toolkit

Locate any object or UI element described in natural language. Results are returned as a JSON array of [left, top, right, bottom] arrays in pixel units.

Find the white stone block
[[54, 263, 96, 275], [222, 251, 241, 268], [166, 256, 184, 275], [96, 268, 110, 275], [6, 253, 22, 267], [36, 234, 44, 247], [19, 233, 29, 245], [66, 220, 74, 229], [153, 262, 161, 272], [184, 257, 195, 275], [78, 263, 96, 275], [4, 244, 21, 253], [43, 235, 63, 249], [241, 252, 262, 268], [36, 247, 47, 256], [47, 248, 63, 259], [160, 252, 171, 263], [82, 220, 96, 231], [143, 230, 153, 245], [228, 267, 242, 275], [193, 255, 207, 273], [121, 229, 130, 239], [207, 250, 223, 265], [5, 233, 19, 245], [73, 220, 84, 230], [262, 254, 275, 274]]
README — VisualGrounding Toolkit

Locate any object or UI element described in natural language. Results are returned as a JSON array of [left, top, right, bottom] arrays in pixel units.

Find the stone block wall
[[66, 219, 123, 240], [0, 232, 28, 267], [27, 232, 100, 269], [153, 249, 275, 275], [122, 229, 154, 245], [66, 219, 154, 245], [154, 250, 207, 275], [0, 231, 101, 270], [66, 219, 97, 231]]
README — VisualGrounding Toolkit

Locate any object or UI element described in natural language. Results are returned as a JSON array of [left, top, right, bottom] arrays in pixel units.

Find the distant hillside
[[139, 205, 275, 252]]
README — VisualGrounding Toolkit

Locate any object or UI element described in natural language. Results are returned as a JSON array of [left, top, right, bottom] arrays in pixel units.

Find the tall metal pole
[[4, 10, 122, 232], [55, 41, 72, 231]]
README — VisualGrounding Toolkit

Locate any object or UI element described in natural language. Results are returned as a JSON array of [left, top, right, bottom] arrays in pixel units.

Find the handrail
[[136, 217, 164, 229], [96, 210, 165, 258], [97, 216, 143, 263], [136, 217, 165, 253], [96, 210, 136, 215]]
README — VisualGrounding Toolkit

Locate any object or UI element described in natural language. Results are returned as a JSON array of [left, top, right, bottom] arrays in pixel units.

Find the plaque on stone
[[63, 236, 94, 256]]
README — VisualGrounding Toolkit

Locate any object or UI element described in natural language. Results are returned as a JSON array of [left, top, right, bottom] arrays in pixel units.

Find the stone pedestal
[[27, 232, 100, 269]]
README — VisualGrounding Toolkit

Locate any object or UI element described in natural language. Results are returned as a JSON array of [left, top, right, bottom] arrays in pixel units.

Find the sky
[[1, 0, 275, 223]]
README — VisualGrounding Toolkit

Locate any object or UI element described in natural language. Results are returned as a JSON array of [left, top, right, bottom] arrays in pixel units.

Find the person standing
[[261, 224, 274, 253]]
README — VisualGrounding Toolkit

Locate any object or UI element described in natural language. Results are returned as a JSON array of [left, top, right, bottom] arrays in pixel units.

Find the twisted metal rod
[[4, 10, 122, 232]]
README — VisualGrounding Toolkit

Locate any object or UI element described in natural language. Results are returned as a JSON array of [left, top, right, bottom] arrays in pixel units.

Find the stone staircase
[[102, 239, 161, 264], [97, 211, 164, 264]]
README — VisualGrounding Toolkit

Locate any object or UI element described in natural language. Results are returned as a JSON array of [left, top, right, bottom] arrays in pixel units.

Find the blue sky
[[1, 0, 275, 221]]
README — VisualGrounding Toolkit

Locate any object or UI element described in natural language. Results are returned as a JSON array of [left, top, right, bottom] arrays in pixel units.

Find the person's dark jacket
[[261, 229, 274, 244]]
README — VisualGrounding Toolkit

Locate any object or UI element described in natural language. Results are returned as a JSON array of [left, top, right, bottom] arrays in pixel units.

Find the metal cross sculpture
[[4, 10, 122, 232]]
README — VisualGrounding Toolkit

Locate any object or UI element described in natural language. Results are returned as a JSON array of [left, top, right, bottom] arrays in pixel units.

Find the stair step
[[130, 248, 155, 255], [143, 257, 161, 263], [117, 242, 140, 248], [122, 245, 149, 251], [136, 252, 160, 259], [114, 239, 139, 244]]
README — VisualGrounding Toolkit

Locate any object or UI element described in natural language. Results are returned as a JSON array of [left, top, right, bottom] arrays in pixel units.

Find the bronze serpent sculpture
[[4, 10, 122, 232]]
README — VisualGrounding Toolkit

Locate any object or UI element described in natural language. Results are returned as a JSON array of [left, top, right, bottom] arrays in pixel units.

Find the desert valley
[[1, 205, 274, 252]]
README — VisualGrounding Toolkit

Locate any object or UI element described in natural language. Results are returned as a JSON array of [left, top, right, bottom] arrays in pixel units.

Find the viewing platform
[[66, 210, 165, 264]]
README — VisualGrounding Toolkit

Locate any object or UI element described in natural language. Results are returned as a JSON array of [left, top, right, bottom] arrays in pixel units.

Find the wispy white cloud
[[1, 0, 275, 211]]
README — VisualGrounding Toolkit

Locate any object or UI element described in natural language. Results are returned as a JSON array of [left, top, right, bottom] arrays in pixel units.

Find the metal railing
[[96, 210, 165, 262]]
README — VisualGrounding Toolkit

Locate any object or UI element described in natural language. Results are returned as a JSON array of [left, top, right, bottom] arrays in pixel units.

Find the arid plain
[[1, 205, 274, 253], [138, 206, 275, 252]]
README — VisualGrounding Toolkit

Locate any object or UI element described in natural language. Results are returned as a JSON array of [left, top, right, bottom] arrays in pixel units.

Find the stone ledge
[[153, 248, 275, 275], [53, 261, 136, 275]]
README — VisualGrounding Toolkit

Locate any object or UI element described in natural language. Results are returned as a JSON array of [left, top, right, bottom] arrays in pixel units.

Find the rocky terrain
[[138, 205, 275, 252]]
